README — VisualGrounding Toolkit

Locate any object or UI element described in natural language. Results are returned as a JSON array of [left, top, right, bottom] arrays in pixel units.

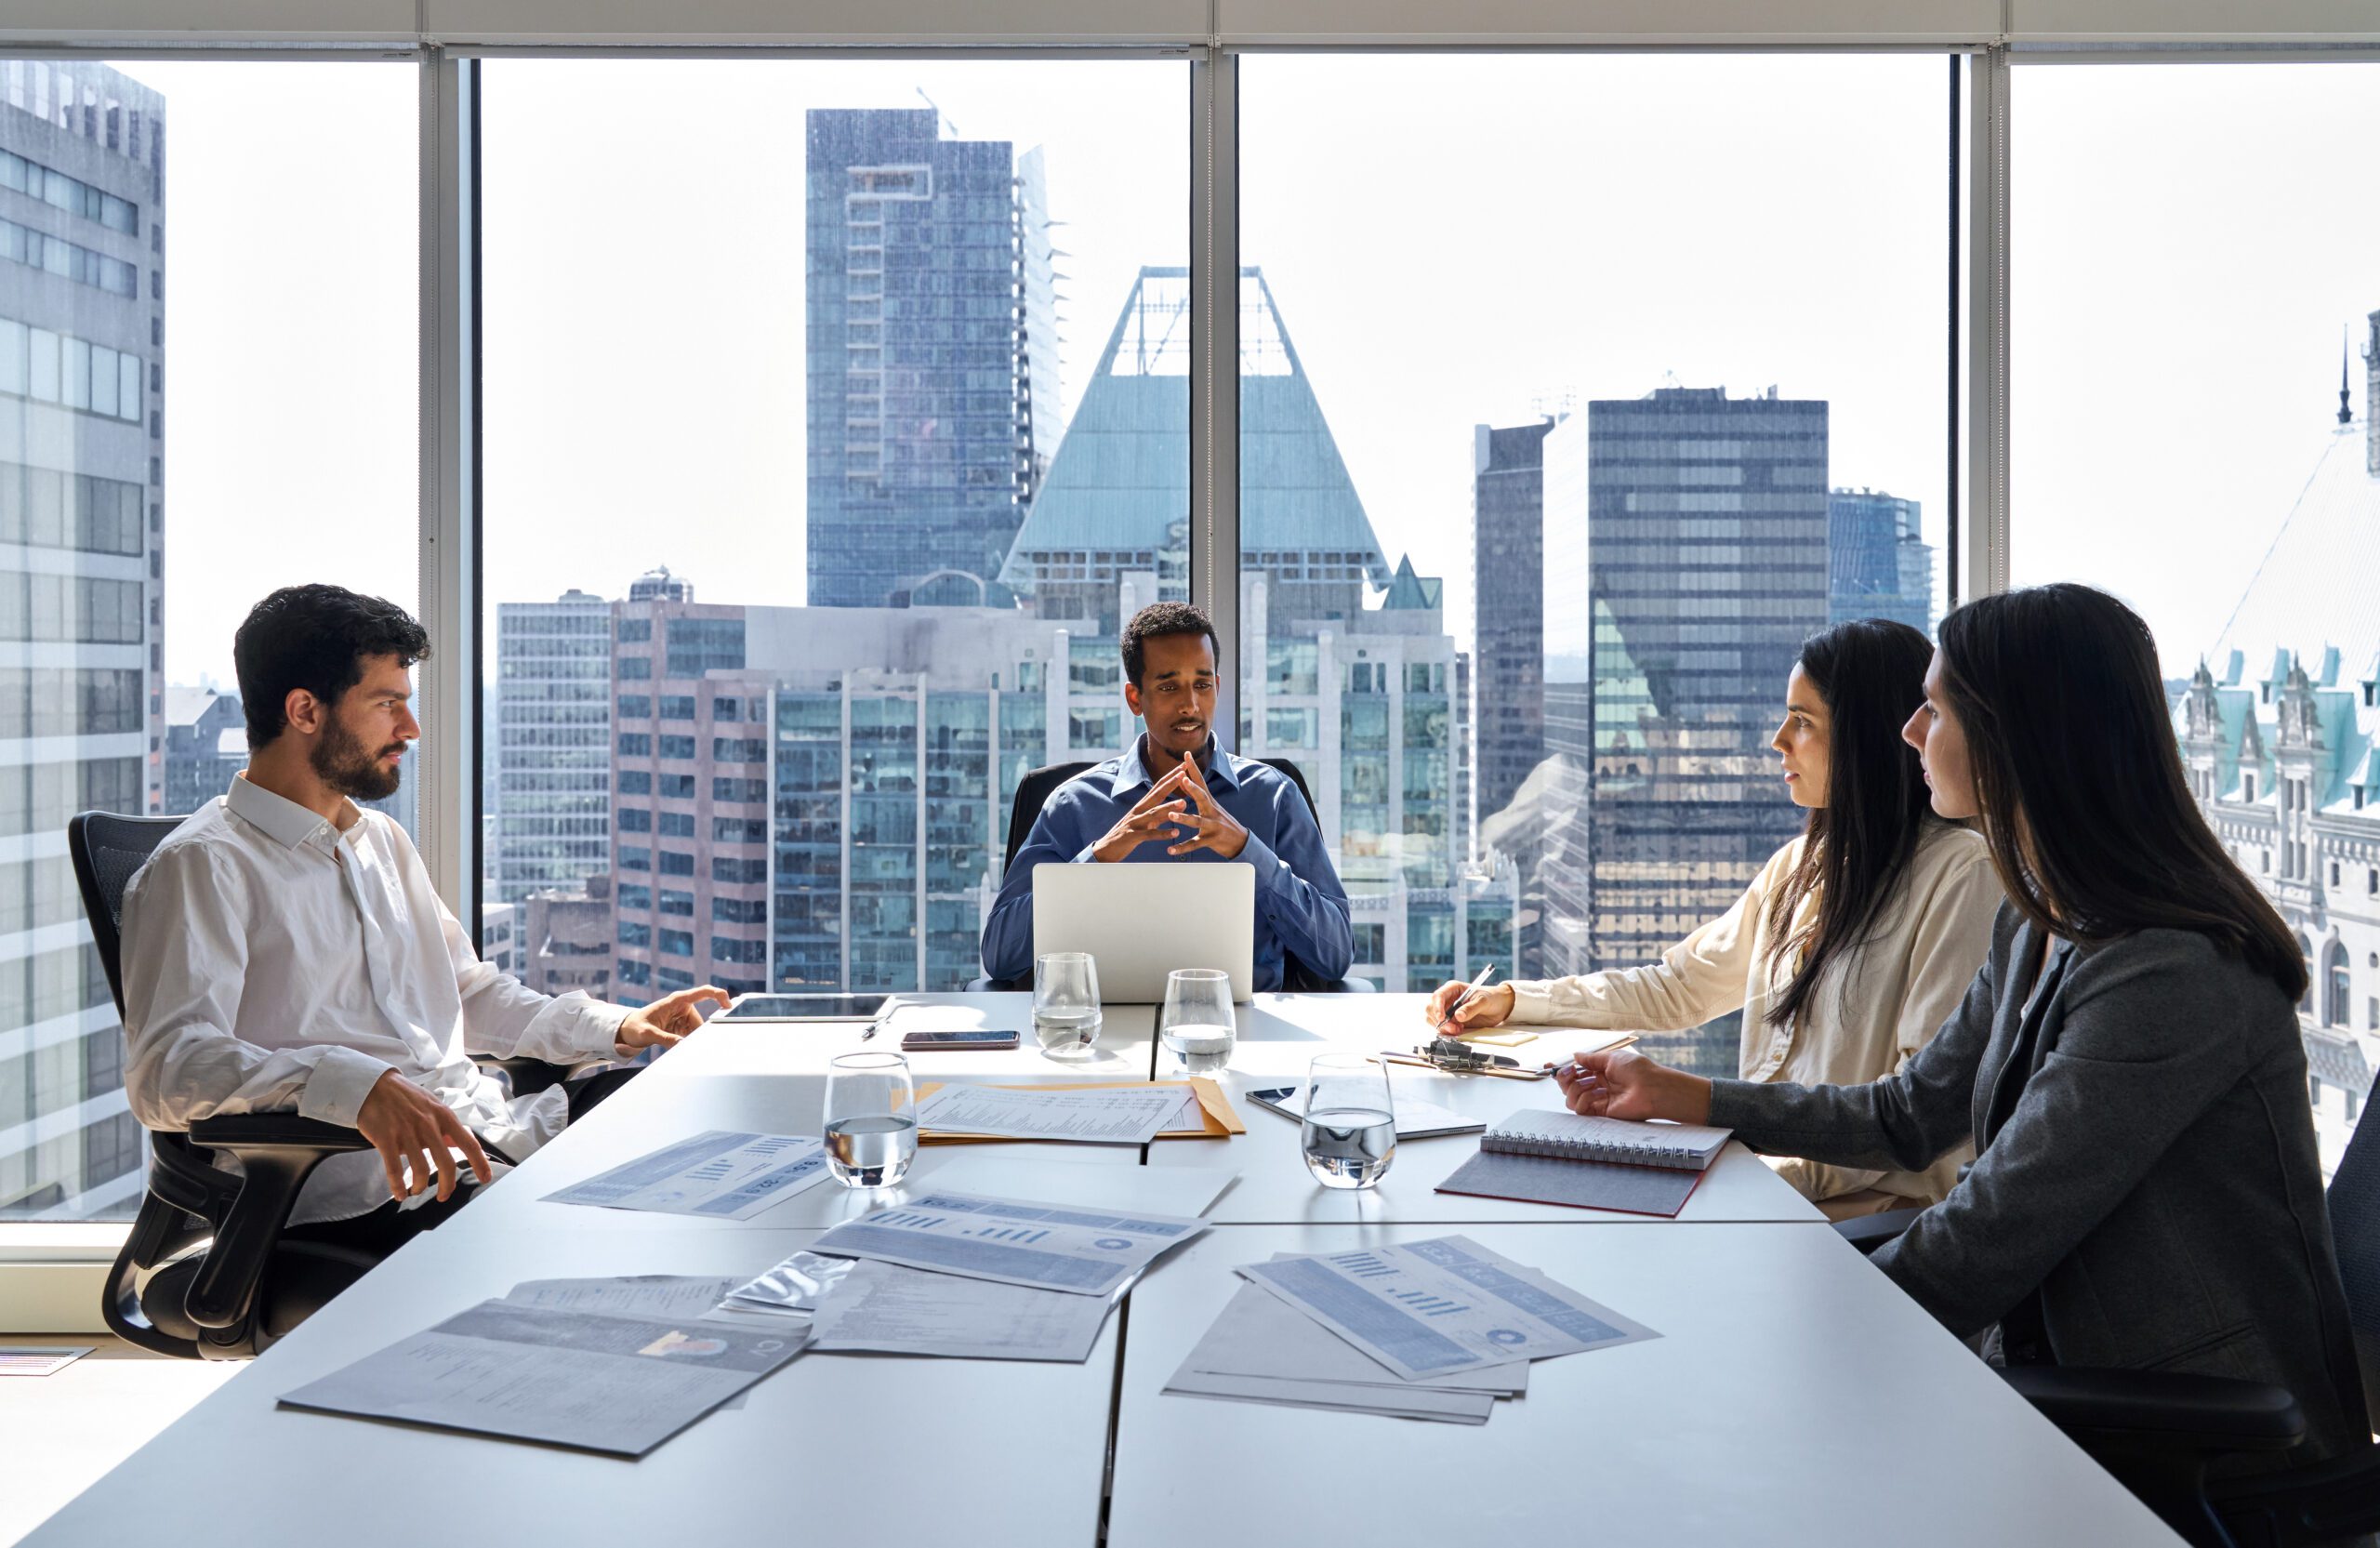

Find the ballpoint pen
[[1439, 962, 1499, 1027]]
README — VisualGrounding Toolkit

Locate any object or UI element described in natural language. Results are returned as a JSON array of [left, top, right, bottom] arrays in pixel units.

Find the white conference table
[[24, 992, 2181, 1547], [1147, 993, 1825, 1225]]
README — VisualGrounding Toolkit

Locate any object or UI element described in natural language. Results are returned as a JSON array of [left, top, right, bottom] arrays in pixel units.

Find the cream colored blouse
[[1506, 822, 2005, 1211]]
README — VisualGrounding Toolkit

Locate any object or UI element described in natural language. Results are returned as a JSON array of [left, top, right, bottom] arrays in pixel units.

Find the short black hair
[[1120, 602, 1219, 687], [234, 584, 430, 748]]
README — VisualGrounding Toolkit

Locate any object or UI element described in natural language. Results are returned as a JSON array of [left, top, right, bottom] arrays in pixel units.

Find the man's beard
[[311, 715, 405, 801]]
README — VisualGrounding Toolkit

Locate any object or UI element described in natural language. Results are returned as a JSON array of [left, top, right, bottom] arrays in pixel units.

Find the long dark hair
[[1936, 582, 2306, 999], [1761, 618, 1940, 1028]]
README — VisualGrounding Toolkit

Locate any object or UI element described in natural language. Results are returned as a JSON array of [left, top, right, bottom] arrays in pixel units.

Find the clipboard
[[911, 1078, 1245, 1144]]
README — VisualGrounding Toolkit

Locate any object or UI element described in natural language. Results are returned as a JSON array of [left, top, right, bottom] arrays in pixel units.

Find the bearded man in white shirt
[[120, 584, 727, 1252]]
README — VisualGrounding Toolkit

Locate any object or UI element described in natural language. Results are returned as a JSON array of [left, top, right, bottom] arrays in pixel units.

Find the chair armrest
[[2210, 1439, 2380, 1546], [1831, 1204, 1926, 1256], [475, 1054, 575, 1100], [188, 1115, 373, 1151], [2001, 1366, 2307, 1454], [182, 1117, 372, 1336]]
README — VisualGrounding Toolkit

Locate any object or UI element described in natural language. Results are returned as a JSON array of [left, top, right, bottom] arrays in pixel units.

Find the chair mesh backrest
[[69, 812, 183, 1020], [2325, 1106, 2380, 1414]]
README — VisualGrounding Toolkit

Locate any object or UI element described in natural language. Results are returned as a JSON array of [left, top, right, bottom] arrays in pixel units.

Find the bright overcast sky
[[119, 54, 2380, 689]]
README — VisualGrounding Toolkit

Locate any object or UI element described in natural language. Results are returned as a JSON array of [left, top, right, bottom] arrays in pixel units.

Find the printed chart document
[[809, 1258, 1114, 1362], [542, 1130, 831, 1220], [1163, 1277, 1522, 1424], [504, 1276, 734, 1320], [915, 1083, 1180, 1144], [277, 1299, 810, 1456], [1235, 1235, 1659, 1381], [811, 1189, 1209, 1297]]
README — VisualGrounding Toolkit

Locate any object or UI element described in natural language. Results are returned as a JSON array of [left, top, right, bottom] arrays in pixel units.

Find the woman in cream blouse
[[1428, 618, 2004, 1218]]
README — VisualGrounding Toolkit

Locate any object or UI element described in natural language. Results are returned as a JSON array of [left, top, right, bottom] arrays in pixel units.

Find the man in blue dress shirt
[[981, 602, 1355, 991]]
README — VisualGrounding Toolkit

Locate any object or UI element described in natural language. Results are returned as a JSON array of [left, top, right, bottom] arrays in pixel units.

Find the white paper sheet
[[889, 1155, 1237, 1221], [1235, 1235, 1659, 1381], [1161, 1368, 1497, 1424], [277, 1300, 810, 1456], [505, 1276, 734, 1320], [541, 1130, 831, 1219], [0, 1346, 91, 1377], [1184, 1278, 1526, 1396], [915, 1083, 1181, 1144], [809, 1259, 1115, 1361], [811, 1188, 1210, 1297]]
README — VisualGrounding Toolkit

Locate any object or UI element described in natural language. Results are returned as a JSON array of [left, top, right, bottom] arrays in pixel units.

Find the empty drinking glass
[[1159, 968, 1236, 1075], [1301, 1053, 1396, 1190], [823, 1052, 917, 1188], [1033, 951, 1103, 1058]]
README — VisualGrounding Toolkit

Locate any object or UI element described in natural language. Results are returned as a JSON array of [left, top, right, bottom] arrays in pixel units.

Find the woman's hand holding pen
[[1423, 978, 1516, 1031], [1554, 1048, 1713, 1126]]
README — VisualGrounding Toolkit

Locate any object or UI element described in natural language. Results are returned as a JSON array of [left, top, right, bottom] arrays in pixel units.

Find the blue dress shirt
[[980, 737, 1355, 991]]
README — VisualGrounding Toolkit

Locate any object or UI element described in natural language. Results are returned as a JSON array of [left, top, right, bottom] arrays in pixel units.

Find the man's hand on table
[[355, 1068, 494, 1203], [617, 983, 733, 1056]]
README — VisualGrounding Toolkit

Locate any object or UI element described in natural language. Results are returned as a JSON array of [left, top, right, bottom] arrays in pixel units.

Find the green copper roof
[[1000, 267, 1391, 586]]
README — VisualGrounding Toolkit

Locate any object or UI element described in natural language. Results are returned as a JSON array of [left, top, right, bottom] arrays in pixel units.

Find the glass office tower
[[0, 61, 164, 1217], [1827, 487, 1934, 632], [803, 108, 1058, 611], [491, 589, 614, 906], [1529, 387, 1830, 1072]]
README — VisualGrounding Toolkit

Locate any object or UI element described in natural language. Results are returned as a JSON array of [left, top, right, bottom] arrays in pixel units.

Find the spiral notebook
[[1435, 1112, 1734, 1218]]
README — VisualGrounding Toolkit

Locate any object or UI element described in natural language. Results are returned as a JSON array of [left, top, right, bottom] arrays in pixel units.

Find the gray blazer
[[1709, 903, 2368, 1466]]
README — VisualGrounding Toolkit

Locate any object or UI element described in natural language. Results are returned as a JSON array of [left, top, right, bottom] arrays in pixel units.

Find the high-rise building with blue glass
[[1530, 387, 1830, 1073], [1827, 486, 1933, 633], [803, 108, 1057, 611], [0, 61, 165, 1217]]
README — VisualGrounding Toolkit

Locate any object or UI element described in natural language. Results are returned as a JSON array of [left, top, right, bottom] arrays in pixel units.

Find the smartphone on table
[[898, 1028, 1022, 1052]]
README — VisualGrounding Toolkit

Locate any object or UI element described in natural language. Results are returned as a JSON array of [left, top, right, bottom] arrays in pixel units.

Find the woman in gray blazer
[[1558, 583, 2368, 1469]]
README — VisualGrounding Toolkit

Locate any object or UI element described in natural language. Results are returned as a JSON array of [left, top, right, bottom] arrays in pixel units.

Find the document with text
[[542, 1130, 831, 1220], [811, 1189, 1209, 1297], [278, 1299, 809, 1456], [916, 1083, 1181, 1144], [1235, 1235, 1659, 1381], [809, 1259, 1115, 1361]]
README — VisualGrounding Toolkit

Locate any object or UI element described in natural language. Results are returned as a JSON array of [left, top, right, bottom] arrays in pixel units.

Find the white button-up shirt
[[120, 774, 630, 1225]]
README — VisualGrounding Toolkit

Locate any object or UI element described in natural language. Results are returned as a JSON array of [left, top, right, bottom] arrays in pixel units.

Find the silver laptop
[[1031, 863, 1256, 1002]]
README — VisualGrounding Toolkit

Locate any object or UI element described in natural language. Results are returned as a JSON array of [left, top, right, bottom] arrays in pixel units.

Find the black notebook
[[1435, 1112, 1734, 1218]]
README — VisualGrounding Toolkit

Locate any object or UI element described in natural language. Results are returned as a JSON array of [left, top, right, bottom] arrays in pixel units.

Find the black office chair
[[70, 811, 574, 1360], [985, 756, 1374, 994], [1831, 1138, 2380, 1547]]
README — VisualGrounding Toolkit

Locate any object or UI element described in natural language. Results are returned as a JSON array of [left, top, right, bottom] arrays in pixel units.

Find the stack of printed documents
[[1165, 1236, 1658, 1424], [732, 1186, 1217, 1362], [277, 1274, 810, 1456]]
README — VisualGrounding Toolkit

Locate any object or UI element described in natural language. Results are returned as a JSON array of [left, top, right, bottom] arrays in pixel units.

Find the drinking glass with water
[[1301, 1052, 1396, 1190], [1158, 967, 1236, 1074], [1033, 951, 1103, 1058], [823, 1051, 917, 1188]]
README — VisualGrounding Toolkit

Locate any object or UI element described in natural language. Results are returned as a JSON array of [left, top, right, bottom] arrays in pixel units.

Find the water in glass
[[1033, 951, 1103, 1059], [1159, 967, 1236, 1074], [823, 1052, 917, 1188], [1300, 1053, 1396, 1190]]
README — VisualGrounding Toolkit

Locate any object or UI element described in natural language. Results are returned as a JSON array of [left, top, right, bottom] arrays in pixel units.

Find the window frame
[[7, 11, 2368, 1318]]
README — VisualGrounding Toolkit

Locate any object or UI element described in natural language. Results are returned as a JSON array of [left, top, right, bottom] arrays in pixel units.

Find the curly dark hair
[[234, 584, 430, 748], [1119, 602, 1219, 687]]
